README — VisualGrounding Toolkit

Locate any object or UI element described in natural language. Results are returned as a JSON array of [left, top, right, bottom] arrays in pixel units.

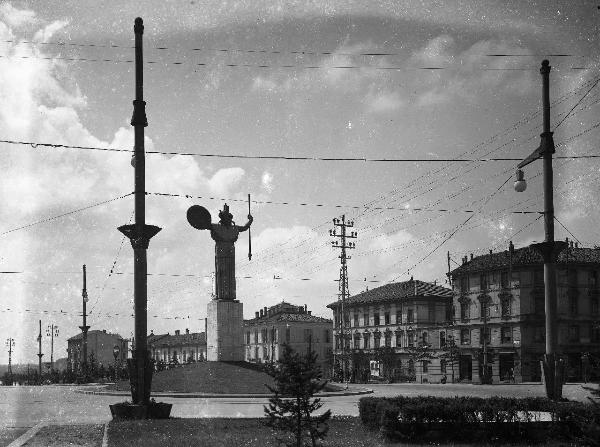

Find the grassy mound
[[110, 361, 276, 394]]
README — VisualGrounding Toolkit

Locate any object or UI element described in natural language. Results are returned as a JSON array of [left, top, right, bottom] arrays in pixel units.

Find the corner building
[[449, 241, 600, 383]]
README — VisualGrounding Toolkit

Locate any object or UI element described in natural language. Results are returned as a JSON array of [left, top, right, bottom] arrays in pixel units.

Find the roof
[[148, 331, 206, 347], [450, 245, 600, 277], [245, 312, 331, 325], [68, 330, 125, 341], [326, 279, 452, 309]]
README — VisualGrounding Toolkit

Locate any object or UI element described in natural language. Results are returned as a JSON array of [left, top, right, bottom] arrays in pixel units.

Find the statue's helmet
[[219, 204, 233, 224]]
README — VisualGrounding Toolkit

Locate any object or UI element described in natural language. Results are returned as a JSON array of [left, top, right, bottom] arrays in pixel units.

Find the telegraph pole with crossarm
[[330, 215, 357, 383]]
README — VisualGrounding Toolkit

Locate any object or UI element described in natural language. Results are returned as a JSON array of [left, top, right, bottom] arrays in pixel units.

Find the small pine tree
[[264, 344, 332, 447]]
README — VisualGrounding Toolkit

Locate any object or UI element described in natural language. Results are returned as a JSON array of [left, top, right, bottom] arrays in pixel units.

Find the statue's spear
[[248, 193, 252, 261]]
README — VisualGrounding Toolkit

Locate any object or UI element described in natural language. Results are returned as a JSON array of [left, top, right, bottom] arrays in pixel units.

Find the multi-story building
[[148, 329, 206, 364], [327, 279, 453, 383], [449, 241, 600, 383], [67, 329, 128, 371], [244, 302, 332, 372]]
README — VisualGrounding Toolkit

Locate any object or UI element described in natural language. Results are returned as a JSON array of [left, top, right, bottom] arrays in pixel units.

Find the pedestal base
[[207, 299, 244, 361]]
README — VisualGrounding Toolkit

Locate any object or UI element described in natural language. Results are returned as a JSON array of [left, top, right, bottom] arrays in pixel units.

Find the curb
[[76, 387, 373, 399], [7, 421, 48, 447]]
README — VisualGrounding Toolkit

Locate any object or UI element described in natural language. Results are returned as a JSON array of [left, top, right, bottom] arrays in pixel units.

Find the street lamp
[[514, 60, 567, 400], [80, 264, 91, 374], [5, 338, 15, 379], [113, 345, 121, 382], [46, 324, 59, 371]]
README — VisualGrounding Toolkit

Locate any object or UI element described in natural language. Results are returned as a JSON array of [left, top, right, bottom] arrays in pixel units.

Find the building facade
[[148, 329, 206, 364], [67, 329, 128, 371], [244, 302, 332, 372], [449, 241, 600, 383], [327, 279, 453, 383]]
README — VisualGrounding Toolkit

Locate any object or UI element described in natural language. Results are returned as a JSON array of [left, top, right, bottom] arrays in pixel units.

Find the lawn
[[23, 424, 104, 447], [109, 362, 275, 394]]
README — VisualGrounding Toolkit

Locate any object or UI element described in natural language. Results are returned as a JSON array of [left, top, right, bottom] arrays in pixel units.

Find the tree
[[439, 334, 460, 383], [374, 346, 401, 382], [264, 344, 331, 447]]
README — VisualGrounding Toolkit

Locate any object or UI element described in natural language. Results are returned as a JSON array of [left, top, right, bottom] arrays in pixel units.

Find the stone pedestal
[[207, 299, 244, 361]]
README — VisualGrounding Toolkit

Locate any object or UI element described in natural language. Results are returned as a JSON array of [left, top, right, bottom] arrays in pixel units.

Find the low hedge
[[358, 396, 600, 444]]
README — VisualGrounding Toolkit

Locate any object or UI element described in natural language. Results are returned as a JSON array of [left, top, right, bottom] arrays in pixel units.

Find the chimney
[[263, 306, 268, 316], [304, 304, 307, 313], [509, 241, 514, 255], [260, 309, 264, 317], [175, 330, 180, 336], [205, 318, 207, 334], [307, 310, 312, 316], [489, 249, 492, 255], [470, 253, 474, 261], [186, 328, 189, 335], [255, 311, 259, 319], [575, 242, 579, 248]]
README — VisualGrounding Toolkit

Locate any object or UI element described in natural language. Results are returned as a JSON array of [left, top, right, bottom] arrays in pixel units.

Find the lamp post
[[113, 345, 121, 382], [46, 324, 59, 371], [37, 320, 43, 381], [5, 338, 15, 380], [514, 60, 567, 400]]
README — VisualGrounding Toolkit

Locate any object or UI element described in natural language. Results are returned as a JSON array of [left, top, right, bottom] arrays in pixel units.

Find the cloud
[[33, 19, 69, 43], [207, 167, 245, 196], [365, 89, 405, 113], [0, 3, 37, 28]]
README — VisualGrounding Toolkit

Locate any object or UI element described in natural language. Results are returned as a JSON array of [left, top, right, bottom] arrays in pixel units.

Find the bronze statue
[[187, 203, 253, 301]]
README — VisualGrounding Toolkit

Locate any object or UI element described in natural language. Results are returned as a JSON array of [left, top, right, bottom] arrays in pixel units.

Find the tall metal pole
[[80, 264, 90, 372], [516, 60, 567, 399], [6, 338, 14, 377], [37, 320, 43, 380], [118, 17, 161, 406], [46, 324, 58, 371]]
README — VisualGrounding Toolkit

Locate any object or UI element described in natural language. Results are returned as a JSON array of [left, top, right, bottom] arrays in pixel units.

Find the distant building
[[449, 241, 600, 383], [327, 279, 453, 383], [67, 329, 128, 370], [148, 329, 206, 364], [244, 302, 333, 371]]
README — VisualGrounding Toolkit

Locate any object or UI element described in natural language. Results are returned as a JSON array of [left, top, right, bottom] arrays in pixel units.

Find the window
[[324, 329, 331, 343], [479, 327, 490, 345], [254, 330, 259, 343], [407, 331, 415, 347], [422, 331, 428, 344], [254, 347, 259, 360], [384, 311, 390, 325], [374, 332, 381, 348], [353, 333, 361, 349], [374, 312, 380, 326], [246, 332, 251, 344], [460, 302, 470, 322], [440, 359, 447, 374], [364, 311, 370, 326], [439, 331, 446, 348], [501, 295, 511, 318], [353, 312, 359, 327], [364, 333, 371, 349], [303, 329, 313, 343], [395, 331, 402, 347], [480, 296, 491, 320], [407, 308, 414, 323], [501, 271, 509, 289], [568, 325, 579, 342], [396, 310, 402, 324], [590, 270, 598, 288], [285, 327, 291, 343], [422, 360, 429, 373], [501, 327, 512, 344], [428, 302, 435, 322], [460, 276, 469, 293], [461, 329, 470, 345], [384, 331, 391, 347], [569, 293, 578, 315], [480, 274, 488, 291]]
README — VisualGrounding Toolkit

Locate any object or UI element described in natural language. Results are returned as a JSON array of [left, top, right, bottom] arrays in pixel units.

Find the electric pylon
[[330, 215, 356, 383]]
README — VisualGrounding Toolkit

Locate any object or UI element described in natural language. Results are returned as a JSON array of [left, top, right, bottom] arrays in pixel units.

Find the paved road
[[0, 382, 597, 445]]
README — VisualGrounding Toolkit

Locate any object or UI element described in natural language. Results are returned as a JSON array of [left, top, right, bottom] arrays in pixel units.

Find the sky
[[1, 0, 599, 364]]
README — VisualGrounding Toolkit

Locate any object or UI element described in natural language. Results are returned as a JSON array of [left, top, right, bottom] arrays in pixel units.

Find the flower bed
[[358, 396, 600, 443]]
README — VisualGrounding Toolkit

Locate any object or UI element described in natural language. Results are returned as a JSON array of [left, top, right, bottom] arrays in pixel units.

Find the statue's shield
[[187, 205, 212, 230]]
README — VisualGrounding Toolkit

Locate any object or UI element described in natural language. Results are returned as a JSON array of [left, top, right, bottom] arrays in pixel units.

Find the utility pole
[[37, 320, 43, 380], [5, 338, 15, 379], [514, 60, 567, 400], [330, 215, 357, 383], [80, 264, 90, 373], [46, 324, 59, 371], [118, 17, 161, 407]]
